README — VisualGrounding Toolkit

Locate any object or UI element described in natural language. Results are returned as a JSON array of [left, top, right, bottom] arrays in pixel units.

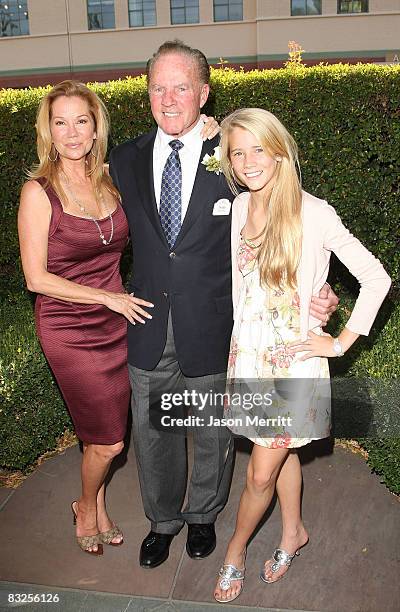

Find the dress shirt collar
[[155, 117, 204, 154]]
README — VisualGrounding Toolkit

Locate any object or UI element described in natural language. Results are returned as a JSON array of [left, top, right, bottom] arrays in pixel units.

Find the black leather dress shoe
[[139, 531, 174, 568], [186, 523, 216, 559]]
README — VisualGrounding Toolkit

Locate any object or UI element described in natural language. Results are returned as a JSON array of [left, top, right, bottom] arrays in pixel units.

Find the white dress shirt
[[153, 118, 205, 221]]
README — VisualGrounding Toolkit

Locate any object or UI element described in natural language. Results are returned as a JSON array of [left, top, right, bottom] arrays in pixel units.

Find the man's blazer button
[[163, 292, 168, 298], [169, 251, 176, 259]]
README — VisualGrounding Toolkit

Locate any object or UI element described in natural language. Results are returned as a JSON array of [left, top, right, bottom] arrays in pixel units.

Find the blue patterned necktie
[[159, 139, 184, 249]]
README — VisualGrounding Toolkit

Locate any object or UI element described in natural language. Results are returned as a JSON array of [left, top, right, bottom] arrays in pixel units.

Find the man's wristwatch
[[332, 338, 345, 357]]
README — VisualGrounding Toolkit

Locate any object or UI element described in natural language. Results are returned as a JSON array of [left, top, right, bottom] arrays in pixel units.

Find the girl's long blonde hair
[[28, 80, 119, 203], [220, 108, 302, 291]]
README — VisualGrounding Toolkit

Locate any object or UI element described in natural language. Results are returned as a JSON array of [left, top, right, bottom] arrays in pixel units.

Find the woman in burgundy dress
[[18, 81, 153, 554]]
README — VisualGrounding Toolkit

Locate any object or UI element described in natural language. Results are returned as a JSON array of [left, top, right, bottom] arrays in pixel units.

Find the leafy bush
[[0, 64, 398, 490], [328, 295, 399, 494], [359, 437, 400, 495], [0, 295, 72, 470]]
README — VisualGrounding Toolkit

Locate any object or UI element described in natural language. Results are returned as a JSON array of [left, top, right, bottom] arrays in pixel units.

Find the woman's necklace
[[61, 174, 114, 246], [242, 235, 261, 249]]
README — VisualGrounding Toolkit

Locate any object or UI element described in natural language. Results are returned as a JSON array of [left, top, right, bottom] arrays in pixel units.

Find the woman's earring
[[275, 156, 282, 162], [90, 144, 98, 160], [48, 146, 59, 163]]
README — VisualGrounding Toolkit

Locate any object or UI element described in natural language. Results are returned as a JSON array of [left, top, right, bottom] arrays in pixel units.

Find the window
[[129, 0, 156, 27], [214, 0, 243, 22], [170, 0, 199, 25], [291, 0, 322, 16], [87, 0, 115, 30], [338, 0, 368, 13], [0, 0, 29, 36]]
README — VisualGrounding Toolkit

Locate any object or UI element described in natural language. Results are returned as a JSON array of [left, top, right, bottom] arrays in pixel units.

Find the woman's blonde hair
[[28, 80, 119, 202], [220, 108, 302, 291]]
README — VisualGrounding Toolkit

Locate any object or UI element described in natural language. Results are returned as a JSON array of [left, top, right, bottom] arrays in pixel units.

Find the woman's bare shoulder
[[20, 179, 51, 211]]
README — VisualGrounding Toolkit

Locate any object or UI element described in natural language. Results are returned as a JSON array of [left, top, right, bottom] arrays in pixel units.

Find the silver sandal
[[260, 548, 300, 584], [214, 563, 245, 603]]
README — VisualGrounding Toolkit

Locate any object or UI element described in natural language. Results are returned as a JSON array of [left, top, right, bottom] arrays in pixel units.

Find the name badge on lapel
[[212, 199, 231, 216]]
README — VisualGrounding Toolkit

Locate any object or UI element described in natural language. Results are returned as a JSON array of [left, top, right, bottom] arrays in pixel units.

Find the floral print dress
[[225, 236, 331, 449]]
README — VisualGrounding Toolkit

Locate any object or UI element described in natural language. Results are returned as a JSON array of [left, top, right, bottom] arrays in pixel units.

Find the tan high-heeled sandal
[[71, 501, 103, 556], [99, 524, 124, 546]]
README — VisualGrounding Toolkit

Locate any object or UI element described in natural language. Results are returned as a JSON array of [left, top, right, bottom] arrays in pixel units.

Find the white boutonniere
[[201, 146, 221, 175]]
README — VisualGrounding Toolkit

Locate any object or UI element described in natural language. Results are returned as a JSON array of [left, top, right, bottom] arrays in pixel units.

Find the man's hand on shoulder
[[310, 283, 339, 327]]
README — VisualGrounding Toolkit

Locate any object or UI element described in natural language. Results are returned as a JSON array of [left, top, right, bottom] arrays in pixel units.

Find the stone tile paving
[[0, 439, 399, 612], [0, 582, 302, 612]]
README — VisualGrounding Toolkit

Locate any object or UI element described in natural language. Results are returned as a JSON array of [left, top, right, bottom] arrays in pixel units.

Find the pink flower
[[223, 393, 230, 410], [228, 338, 238, 368], [270, 344, 293, 370], [291, 292, 300, 311], [271, 432, 292, 449], [237, 244, 256, 271], [307, 406, 317, 422]]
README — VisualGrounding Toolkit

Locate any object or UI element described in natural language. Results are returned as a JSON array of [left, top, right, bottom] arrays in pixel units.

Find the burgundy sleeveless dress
[[35, 180, 130, 444]]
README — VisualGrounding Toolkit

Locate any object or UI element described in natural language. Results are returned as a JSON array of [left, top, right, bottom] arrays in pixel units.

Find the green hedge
[[0, 294, 72, 470], [0, 64, 399, 492], [328, 294, 399, 494]]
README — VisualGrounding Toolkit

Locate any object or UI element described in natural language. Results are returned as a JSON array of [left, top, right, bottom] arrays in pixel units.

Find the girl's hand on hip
[[288, 331, 336, 360]]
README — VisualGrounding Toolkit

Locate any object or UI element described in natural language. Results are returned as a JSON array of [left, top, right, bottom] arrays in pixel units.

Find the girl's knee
[[247, 469, 276, 492]]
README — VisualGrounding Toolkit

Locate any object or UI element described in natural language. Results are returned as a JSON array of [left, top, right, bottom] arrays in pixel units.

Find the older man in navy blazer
[[110, 40, 337, 569]]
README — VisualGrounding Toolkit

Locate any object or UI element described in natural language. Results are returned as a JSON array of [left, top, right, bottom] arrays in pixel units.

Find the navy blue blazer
[[109, 130, 234, 376]]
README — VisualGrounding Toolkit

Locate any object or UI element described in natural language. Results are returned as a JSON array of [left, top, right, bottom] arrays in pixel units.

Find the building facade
[[1, 0, 399, 87]]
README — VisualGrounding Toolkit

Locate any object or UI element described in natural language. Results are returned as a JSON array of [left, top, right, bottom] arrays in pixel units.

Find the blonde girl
[[213, 108, 391, 603]]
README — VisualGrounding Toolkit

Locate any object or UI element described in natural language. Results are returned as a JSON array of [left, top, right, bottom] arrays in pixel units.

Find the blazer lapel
[[174, 136, 220, 249], [135, 129, 169, 247]]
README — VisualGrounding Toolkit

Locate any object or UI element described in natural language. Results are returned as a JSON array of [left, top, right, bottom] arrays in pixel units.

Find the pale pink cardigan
[[231, 190, 391, 340]]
